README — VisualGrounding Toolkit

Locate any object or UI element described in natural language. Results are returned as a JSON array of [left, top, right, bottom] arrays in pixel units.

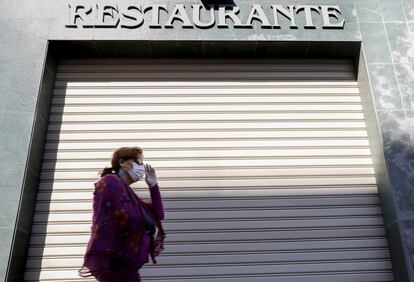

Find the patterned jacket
[[79, 173, 166, 278]]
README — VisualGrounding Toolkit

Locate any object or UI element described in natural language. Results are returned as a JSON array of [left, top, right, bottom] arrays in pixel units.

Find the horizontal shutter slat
[[25, 59, 393, 281]]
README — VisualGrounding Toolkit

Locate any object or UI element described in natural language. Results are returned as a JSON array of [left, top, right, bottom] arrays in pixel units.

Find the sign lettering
[[66, 4, 345, 29]]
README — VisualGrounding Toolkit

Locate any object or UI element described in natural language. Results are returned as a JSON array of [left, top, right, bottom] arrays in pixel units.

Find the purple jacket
[[79, 173, 166, 278]]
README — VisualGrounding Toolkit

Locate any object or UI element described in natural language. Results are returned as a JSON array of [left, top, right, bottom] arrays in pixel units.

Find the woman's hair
[[99, 146, 143, 177]]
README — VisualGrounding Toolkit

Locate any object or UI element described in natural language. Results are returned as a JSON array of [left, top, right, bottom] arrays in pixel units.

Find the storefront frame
[[4, 40, 408, 281]]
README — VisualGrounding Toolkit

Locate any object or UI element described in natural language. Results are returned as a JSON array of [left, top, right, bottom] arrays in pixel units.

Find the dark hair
[[99, 146, 143, 177]]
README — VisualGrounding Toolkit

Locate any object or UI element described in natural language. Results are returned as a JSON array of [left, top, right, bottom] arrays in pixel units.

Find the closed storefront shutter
[[24, 59, 393, 281]]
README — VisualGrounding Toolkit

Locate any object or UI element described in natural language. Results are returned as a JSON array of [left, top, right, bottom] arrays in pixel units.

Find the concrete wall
[[1, 0, 414, 281]]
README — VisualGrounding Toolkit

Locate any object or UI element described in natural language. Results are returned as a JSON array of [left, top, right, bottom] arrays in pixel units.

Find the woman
[[78, 146, 166, 282]]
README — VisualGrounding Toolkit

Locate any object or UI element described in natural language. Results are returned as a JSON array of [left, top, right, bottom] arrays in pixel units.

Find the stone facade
[[1, 0, 414, 281]]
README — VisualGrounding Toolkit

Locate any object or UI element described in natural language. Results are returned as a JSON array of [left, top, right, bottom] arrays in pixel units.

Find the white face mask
[[127, 161, 145, 183]]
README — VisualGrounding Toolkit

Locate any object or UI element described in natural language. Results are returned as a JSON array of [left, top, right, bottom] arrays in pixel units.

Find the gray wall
[[1, 0, 414, 281], [356, 1, 414, 281]]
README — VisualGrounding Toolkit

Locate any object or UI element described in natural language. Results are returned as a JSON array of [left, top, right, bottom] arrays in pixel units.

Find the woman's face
[[119, 156, 144, 183], [120, 157, 143, 169], [120, 159, 134, 172]]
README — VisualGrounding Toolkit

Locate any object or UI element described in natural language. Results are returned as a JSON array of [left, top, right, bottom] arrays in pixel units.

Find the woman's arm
[[144, 164, 165, 220], [148, 183, 165, 220]]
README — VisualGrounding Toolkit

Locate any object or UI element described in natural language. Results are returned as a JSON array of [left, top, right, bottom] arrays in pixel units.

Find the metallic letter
[[121, 6, 144, 29], [66, 4, 94, 28], [271, 5, 298, 29], [165, 4, 193, 28], [95, 5, 120, 28], [320, 5, 345, 29], [143, 5, 168, 28], [245, 4, 272, 28], [192, 4, 215, 29], [217, 6, 244, 28], [296, 5, 320, 29]]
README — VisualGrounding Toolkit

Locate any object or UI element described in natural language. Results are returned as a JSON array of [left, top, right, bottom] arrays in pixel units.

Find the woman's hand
[[145, 163, 158, 188]]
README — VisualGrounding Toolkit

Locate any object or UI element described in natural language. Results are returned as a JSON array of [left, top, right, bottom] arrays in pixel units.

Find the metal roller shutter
[[24, 59, 394, 281]]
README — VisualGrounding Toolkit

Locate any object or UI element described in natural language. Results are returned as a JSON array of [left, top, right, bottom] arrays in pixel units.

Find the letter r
[[66, 4, 94, 28]]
